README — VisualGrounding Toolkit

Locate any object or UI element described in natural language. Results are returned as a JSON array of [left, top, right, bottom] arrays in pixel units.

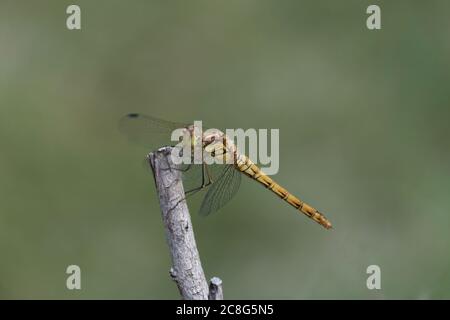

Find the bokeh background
[[1, 0, 449, 299]]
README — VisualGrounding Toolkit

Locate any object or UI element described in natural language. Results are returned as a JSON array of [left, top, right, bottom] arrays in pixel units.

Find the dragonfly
[[120, 113, 332, 229]]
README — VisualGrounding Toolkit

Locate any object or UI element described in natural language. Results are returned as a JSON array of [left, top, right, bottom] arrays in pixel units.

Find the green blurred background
[[1, 0, 449, 299]]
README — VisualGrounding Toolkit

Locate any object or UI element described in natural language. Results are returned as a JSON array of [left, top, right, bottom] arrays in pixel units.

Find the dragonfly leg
[[175, 163, 192, 173], [169, 163, 213, 212], [184, 163, 212, 197], [204, 164, 214, 184]]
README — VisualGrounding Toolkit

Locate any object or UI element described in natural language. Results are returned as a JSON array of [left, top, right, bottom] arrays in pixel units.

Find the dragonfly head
[[202, 128, 225, 147], [181, 125, 235, 163]]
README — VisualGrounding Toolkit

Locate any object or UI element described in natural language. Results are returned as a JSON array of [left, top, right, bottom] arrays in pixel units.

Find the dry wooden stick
[[148, 147, 223, 300]]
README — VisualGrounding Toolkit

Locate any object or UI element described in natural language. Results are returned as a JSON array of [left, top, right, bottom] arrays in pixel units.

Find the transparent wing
[[119, 113, 188, 150], [179, 163, 204, 194], [179, 163, 226, 197], [199, 165, 242, 216]]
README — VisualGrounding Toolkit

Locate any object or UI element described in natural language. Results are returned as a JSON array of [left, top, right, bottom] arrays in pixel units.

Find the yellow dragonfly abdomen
[[235, 154, 332, 229]]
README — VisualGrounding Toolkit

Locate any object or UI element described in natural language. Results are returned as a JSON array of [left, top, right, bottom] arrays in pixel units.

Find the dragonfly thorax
[[202, 129, 237, 164], [179, 125, 237, 164]]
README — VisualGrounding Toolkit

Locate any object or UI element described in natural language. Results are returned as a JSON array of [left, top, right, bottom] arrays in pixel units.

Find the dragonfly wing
[[119, 113, 188, 150], [199, 165, 241, 216], [179, 163, 204, 194]]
